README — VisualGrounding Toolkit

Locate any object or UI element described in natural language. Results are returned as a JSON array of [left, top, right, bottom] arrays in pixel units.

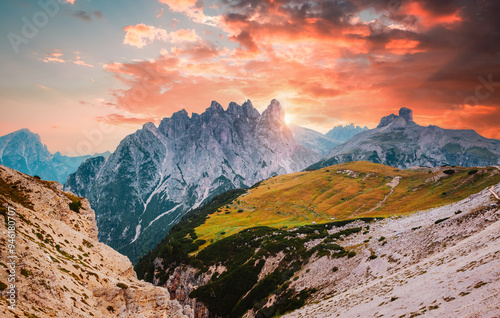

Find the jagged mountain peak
[[399, 107, 413, 121], [378, 107, 415, 128], [207, 100, 224, 112], [260, 99, 286, 125], [142, 122, 157, 131], [66, 98, 321, 263]]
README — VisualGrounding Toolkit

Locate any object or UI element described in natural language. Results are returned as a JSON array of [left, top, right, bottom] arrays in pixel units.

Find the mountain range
[[65, 99, 322, 263], [325, 123, 369, 142], [308, 107, 500, 170], [3, 103, 500, 265], [0, 128, 109, 183]]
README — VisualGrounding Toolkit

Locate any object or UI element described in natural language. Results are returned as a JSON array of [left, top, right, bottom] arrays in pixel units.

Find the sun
[[285, 114, 292, 125]]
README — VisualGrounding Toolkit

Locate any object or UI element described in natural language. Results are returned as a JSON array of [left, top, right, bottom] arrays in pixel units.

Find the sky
[[0, 0, 499, 156]]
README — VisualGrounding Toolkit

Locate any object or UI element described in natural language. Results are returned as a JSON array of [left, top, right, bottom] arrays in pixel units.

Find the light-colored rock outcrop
[[284, 183, 500, 318], [0, 165, 187, 318]]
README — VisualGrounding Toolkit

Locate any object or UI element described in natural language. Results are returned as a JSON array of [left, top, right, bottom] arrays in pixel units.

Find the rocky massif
[[309, 107, 500, 170], [65, 99, 321, 263], [0, 129, 107, 184], [0, 165, 190, 318]]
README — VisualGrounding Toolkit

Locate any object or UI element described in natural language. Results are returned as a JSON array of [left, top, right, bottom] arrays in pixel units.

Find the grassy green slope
[[194, 162, 499, 249]]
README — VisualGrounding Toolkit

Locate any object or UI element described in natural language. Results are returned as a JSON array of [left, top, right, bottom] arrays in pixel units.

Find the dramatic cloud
[[104, 0, 500, 138]]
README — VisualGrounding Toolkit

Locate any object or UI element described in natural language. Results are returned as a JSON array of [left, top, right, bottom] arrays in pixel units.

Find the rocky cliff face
[[0, 129, 106, 183], [65, 99, 321, 263], [0, 165, 188, 318], [309, 107, 500, 170]]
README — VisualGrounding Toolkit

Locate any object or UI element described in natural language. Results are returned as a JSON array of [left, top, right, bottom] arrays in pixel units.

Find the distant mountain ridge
[[308, 107, 500, 170], [0, 129, 108, 183], [290, 123, 368, 154], [325, 123, 369, 142], [289, 124, 341, 154], [65, 99, 321, 263]]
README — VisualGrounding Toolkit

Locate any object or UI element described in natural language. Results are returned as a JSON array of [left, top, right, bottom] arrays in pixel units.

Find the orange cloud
[[41, 49, 65, 63], [39, 49, 94, 68], [96, 114, 159, 125], [158, 0, 219, 26], [123, 24, 200, 48], [385, 39, 423, 55], [123, 24, 168, 48], [401, 2, 463, 29]]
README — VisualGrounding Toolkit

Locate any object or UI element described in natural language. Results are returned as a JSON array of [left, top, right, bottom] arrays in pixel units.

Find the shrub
[[106, 306, 114, 312], [443, 169, 455, 175], [0, 281, 7, 290], [378, 236, 385, 242], [116, 282, 128, 289], [332, 266, 338, 272], [468, 169, 478, 175], [34, 175, 41, 180], [434, 217, 450, 224], [369, 254, 377, 260], [455, 210, 462, 215], [21, 268, 32, 277], [237, 209, 244, 213], [69, 200, 82, 213], [347, 251, 356, 258], [82, 239, 94, 248]]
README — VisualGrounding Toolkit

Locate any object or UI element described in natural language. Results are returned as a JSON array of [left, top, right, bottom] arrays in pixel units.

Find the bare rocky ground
[[0, 165, 188, 318], [285, 183, 500, 318]]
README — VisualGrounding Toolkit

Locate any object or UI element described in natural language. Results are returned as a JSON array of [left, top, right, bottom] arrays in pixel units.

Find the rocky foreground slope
[[285, 181, 500, 318], [0, 165, 188, 318]]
